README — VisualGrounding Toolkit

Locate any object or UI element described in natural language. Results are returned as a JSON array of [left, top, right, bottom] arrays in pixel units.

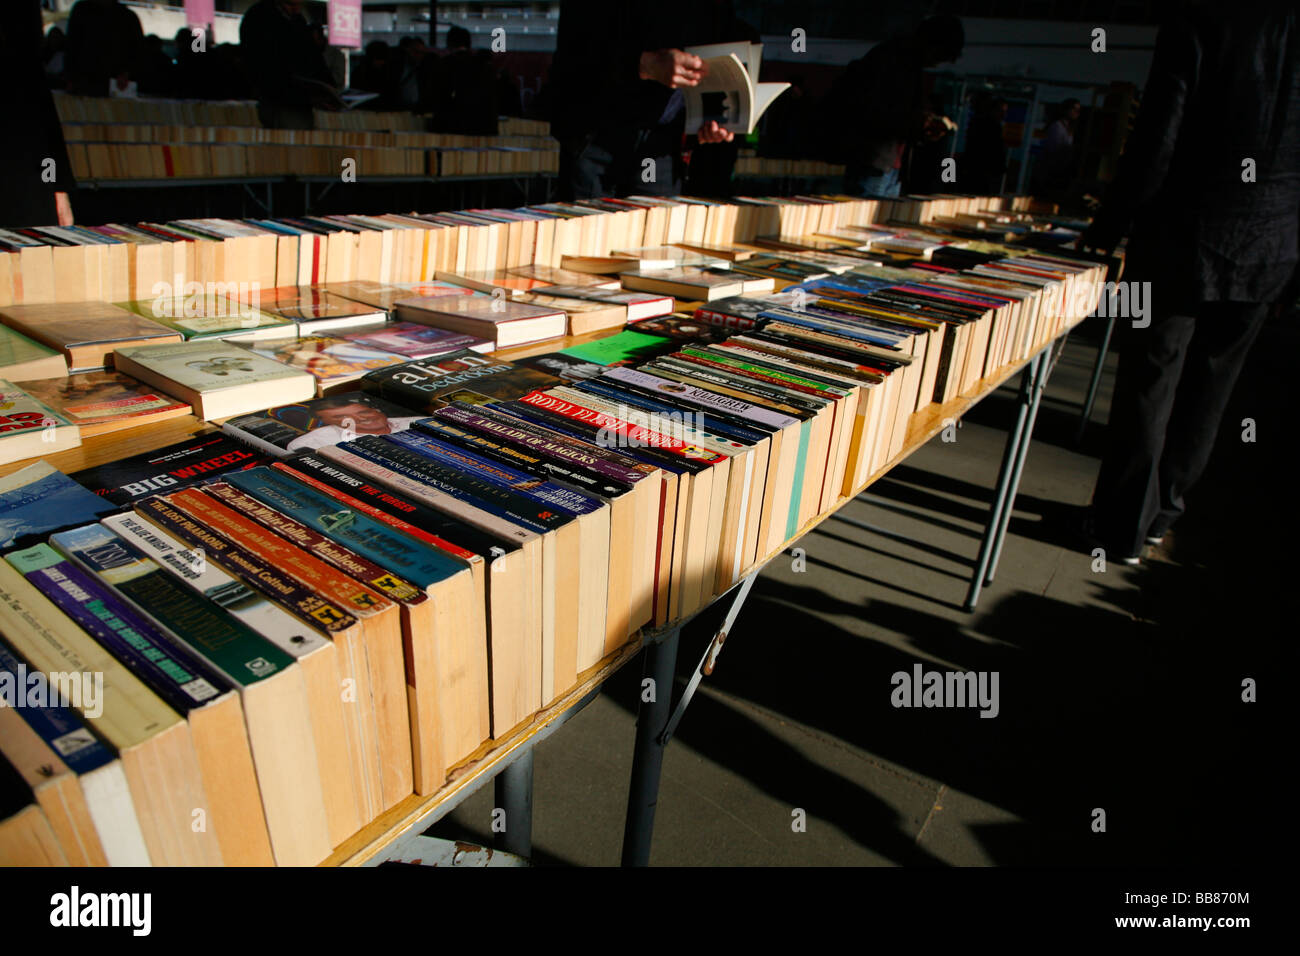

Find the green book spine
[[49, 523, 292, 688]]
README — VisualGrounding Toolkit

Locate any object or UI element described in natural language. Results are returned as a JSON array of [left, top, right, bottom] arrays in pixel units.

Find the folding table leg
[[984, 346, 1054, 586], [621, 627, 681, 867], [965, 352, 1040, 610], [493, 750, 534, 859]]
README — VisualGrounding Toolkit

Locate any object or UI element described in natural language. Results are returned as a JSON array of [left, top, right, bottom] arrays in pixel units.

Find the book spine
[[50, 524, 294, 687], [8, 548, 227, 714], [101, 512, 329, 648], [163, 488, 392, 619], [346, 435, 563, 532], [216, 469, 462, 591], [693, 306, 757, 331], [434, 403, 642, 486], [0, 638, 118, 774], [132, 496, 360, 639], [385, 429, 602, 515], [414, 416, 621, 497], [515, 391, 726, 464], [451, 404, 654, 485], [274, 454, 493, 559], [601, 366, 797, 428], [205, 479, 428, 601]]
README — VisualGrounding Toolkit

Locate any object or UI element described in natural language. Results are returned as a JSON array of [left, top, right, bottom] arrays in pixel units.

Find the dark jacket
[[822, 36, 928, 173], [239, 0, 334, 109], [1084, 3, 1300, 306], [548, 0, 742, 142], [0, 1, 75, 226], [64, 0, 143, 97]]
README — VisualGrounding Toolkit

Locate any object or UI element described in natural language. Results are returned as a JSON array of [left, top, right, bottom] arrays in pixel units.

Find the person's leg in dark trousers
[[1149, 301, 1268, 538], [1092, 300, 1268, 557], [1090, 305, 1197, 558]]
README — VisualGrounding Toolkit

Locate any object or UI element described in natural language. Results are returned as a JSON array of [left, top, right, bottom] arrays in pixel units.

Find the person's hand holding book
[[697, 121, 734, 144], [639, 49, 706, 89]]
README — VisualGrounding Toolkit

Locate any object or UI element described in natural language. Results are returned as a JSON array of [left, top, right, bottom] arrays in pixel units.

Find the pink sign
[[184, 0, 214, 29], [329, 0, 363, 49]]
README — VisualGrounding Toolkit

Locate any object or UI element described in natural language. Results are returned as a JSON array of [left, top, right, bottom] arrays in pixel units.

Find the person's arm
[[1082, 17, 1199, 251]]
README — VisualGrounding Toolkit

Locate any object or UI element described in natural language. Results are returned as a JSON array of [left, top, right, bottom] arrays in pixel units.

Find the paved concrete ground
[[425, 313, 1286, 867]]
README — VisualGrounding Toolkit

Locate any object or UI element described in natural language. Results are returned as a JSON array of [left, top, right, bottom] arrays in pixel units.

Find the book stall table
[[0, 310, 1080, 867]]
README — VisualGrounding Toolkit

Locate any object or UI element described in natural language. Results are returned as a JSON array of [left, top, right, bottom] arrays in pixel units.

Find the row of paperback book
[[0, 194, 1029, 306], [0, 195, 1104, 866]]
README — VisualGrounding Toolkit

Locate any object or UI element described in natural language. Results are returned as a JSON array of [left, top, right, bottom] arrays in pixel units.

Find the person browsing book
[[822, 16, 965, 198], [1079, 2, 1300, 565], [549, 0, 740, 199], [239, 0, 341, 130]]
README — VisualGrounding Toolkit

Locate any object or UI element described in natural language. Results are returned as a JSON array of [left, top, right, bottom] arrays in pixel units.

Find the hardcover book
[[117, 296, 293, 342], [14, 371, 190, 437], [0, 302, 183, 371], [112, 340, 316, 420], [0, 379, 81, 463], [0, 324, 66, 381], [394, 295, 566, 349], [338, 321, 492, 359]]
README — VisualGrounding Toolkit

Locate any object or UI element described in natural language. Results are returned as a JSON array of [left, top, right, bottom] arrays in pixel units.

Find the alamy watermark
[[149, 278, 263, 326], [594, 404, 709, 449], [1059, 278, 1152, 328], [891, 663, 999, 718], [0, 662, 103, 719]]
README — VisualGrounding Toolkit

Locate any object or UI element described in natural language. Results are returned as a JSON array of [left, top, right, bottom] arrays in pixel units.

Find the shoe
[[1078, 511, 1143, 565], [1144, 534, 1164, 547]]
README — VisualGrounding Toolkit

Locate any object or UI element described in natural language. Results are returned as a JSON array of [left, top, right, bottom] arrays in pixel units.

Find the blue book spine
[[572, 379, 769, 444], [222, 466, 464, 588], [341, 437, 557, 533], [384, 430, 603, 516], [8, 546, 228, 715], [0, 638, 117, 773]]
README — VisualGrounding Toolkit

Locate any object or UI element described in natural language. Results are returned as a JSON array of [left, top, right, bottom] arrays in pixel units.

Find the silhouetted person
[[315, 24, 347, 92], [1033, 98, 1080, 203], [355, 41, 393, 107], [823, 15, 964, 198], [64, 0, 143, 97], [42, 25, 67, 88], [497, 68, 522, 118], [135, 34, 175, 96], [1080, 3, 1300, 563], [549, 1, 738, 199], [431, 27, 498, 134], [961, 93, 1008, 194], [240, 0, 339, 129], [0, 1, 75, 226], [392, 36, 435, 112]]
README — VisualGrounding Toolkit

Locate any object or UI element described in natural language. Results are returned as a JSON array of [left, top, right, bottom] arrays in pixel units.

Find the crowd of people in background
[[36, 2, 1086, 200], [38, 0, 517, 134]]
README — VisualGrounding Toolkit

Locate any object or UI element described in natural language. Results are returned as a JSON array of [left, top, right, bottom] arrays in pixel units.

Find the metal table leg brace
[[621, 571, 759, 866], [965, 342, 1059, 609]]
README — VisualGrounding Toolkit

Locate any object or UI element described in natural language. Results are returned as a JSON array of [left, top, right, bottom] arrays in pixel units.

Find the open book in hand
[[682, 41, 790, 135]]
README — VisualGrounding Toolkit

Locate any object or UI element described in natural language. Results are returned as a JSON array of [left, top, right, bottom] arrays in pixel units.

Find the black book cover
[[70, 433, 265, 505]]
